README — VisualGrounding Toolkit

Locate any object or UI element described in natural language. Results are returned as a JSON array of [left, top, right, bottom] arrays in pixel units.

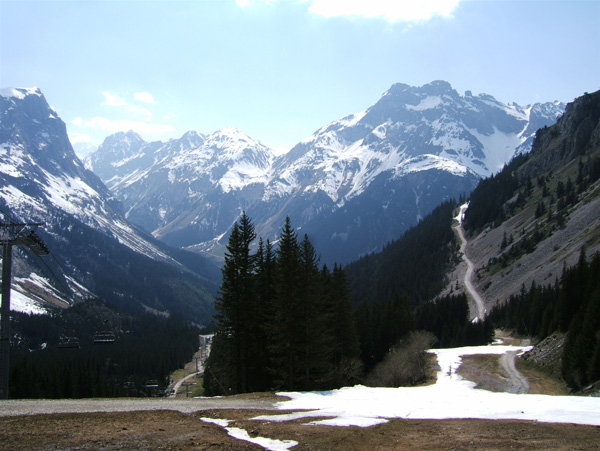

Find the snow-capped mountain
[[89, 81, 565, 263], [91, 127, 276, 250], [269, 81, 564, 204], [0, 87, 218, 321]]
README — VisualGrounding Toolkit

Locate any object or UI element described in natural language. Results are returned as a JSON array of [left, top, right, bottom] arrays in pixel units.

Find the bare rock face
[[523, 90, 600, 178], [521, 332, 565, 377]]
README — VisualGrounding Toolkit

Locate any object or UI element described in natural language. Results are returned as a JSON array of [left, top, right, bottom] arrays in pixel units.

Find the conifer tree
[[254, 237, 275, 391], [210, 212, 257, 394], [297, 234, 331, 389], [326, 264, 362, 386], [269, 216, 302, 389]]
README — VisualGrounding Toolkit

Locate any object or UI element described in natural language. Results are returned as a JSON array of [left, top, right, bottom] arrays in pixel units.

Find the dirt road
[[500, 350, 530, 394], [454, 203, 486, 320], [0, 394, 281, 417], [1, 399, 599, 450]]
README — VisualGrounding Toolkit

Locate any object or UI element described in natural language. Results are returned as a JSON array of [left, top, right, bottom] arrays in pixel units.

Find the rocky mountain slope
[[0, 87, 218, 323], [89, 81, 564, 264], [440, 89, 600, 318]]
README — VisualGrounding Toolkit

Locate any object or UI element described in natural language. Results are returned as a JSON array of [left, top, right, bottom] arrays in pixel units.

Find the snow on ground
[[201, 417, 298, 451], [7, 288, 47, 315], [254, 343, 600, 428]]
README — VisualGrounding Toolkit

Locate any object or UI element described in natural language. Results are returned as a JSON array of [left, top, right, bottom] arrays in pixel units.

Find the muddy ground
[[1, 402, 599, 450]]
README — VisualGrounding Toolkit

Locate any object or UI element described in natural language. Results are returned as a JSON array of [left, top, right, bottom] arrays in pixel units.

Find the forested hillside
[[345, 200, 493, 371], [459, 89, 600, 391], [9, 300, 201, 398], [205, 206, 496, 396], [488, 249, 600, 389]]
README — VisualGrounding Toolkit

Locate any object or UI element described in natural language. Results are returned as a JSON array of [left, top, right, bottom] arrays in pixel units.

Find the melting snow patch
[[255, 344, 600, 428], [200, 417, 298, 451]]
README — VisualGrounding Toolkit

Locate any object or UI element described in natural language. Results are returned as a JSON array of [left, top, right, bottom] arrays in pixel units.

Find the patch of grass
[[516, 358, 569, 395]]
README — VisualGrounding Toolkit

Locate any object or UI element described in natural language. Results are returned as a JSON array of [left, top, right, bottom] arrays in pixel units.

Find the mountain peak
[[100, 130, 145, 146], [0, 86, 43, 100], [423, 79, 454, 91]]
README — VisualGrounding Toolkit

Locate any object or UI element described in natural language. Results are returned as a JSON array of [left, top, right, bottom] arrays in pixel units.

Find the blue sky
[[1, 0, 599, 154]]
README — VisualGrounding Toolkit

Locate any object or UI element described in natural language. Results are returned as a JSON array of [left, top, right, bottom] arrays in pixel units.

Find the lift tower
[[0, 222, 49, 399]]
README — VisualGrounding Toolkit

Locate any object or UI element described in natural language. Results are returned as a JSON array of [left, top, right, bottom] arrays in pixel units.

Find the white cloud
[[84, 117, 175, 135], [237, 0, 461, 22], [71, 117, 84, 126], [134, 91, 155, 104], [102, 91, 127, 107], [67, 131, 92, 144], [102, 91, 152, 119]]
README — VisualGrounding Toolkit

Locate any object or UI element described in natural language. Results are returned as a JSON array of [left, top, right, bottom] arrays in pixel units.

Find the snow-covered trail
[[454, 202, 486, 320], [260, 343, 600, 427]]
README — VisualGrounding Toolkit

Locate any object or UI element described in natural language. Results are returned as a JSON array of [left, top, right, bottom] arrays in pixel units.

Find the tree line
[[9, 300, 201, 398], [206, 210, 495, 394], [203, 214, 361, 395]]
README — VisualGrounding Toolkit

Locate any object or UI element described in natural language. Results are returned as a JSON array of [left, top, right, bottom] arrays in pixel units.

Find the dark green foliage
[[205, 215, 361, 395], [347, 200, 492, 372], [211, 212, 258, 394], [346, 200, 458, 309], [356, 294, 415, 371], [488, 250, 600, 389], [464, 153, 529, 232], [9, 301, 201, 398], [416, 294, 494, 348]]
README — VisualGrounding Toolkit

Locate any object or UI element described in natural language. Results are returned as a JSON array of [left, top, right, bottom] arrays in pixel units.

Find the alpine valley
[[0, 87, 219, 324], [0, 81, 564, 318], [88, 81, 564, 264]]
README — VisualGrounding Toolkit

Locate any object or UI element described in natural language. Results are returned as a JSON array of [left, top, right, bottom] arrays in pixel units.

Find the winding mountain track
[[454, 203, 486, 320], [500, 350, 530, 394]]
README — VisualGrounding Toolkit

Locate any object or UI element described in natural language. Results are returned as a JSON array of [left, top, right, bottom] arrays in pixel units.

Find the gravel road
[[0, 395, 282, 417], [499, 350, 530, 394], [454, 203, 486, 320]]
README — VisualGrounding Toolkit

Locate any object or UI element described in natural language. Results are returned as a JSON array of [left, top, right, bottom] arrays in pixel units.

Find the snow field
[[253, 344, 600, 428]]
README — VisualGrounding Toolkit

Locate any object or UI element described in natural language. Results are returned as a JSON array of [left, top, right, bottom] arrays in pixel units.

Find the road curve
[[454, 203, 486, 321], [499, 350, 530, 394]]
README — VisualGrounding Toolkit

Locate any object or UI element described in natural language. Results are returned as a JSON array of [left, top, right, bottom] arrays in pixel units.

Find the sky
[[1, 0, 599, 155]]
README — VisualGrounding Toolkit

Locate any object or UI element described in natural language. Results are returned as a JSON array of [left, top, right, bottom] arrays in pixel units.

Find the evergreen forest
[[204, 211, 494, 395], [8, 300, 201, 398], [488, 249, 600, 390]]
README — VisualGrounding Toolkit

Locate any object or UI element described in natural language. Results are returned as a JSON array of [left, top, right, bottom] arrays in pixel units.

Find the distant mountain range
[[88, 81, 565, 263], [0, 87, 218, 323]]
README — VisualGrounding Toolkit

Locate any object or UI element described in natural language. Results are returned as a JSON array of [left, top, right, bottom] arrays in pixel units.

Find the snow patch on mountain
[[406, 95, 444, 111], [0, 87, 42, 100]]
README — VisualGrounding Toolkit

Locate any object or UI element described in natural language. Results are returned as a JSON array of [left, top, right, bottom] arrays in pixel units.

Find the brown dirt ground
[[1, 405, 599, 450], [457, 354, 569, 395]]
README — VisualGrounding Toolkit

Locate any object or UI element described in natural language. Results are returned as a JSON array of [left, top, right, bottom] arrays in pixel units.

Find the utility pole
[[0, 222, 49, 399]]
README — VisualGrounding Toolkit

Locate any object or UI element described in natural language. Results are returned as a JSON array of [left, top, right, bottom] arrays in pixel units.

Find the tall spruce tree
[[297, 234, 331, 389], [269, 217, 302, 389], [209, 212, 257, 394]]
